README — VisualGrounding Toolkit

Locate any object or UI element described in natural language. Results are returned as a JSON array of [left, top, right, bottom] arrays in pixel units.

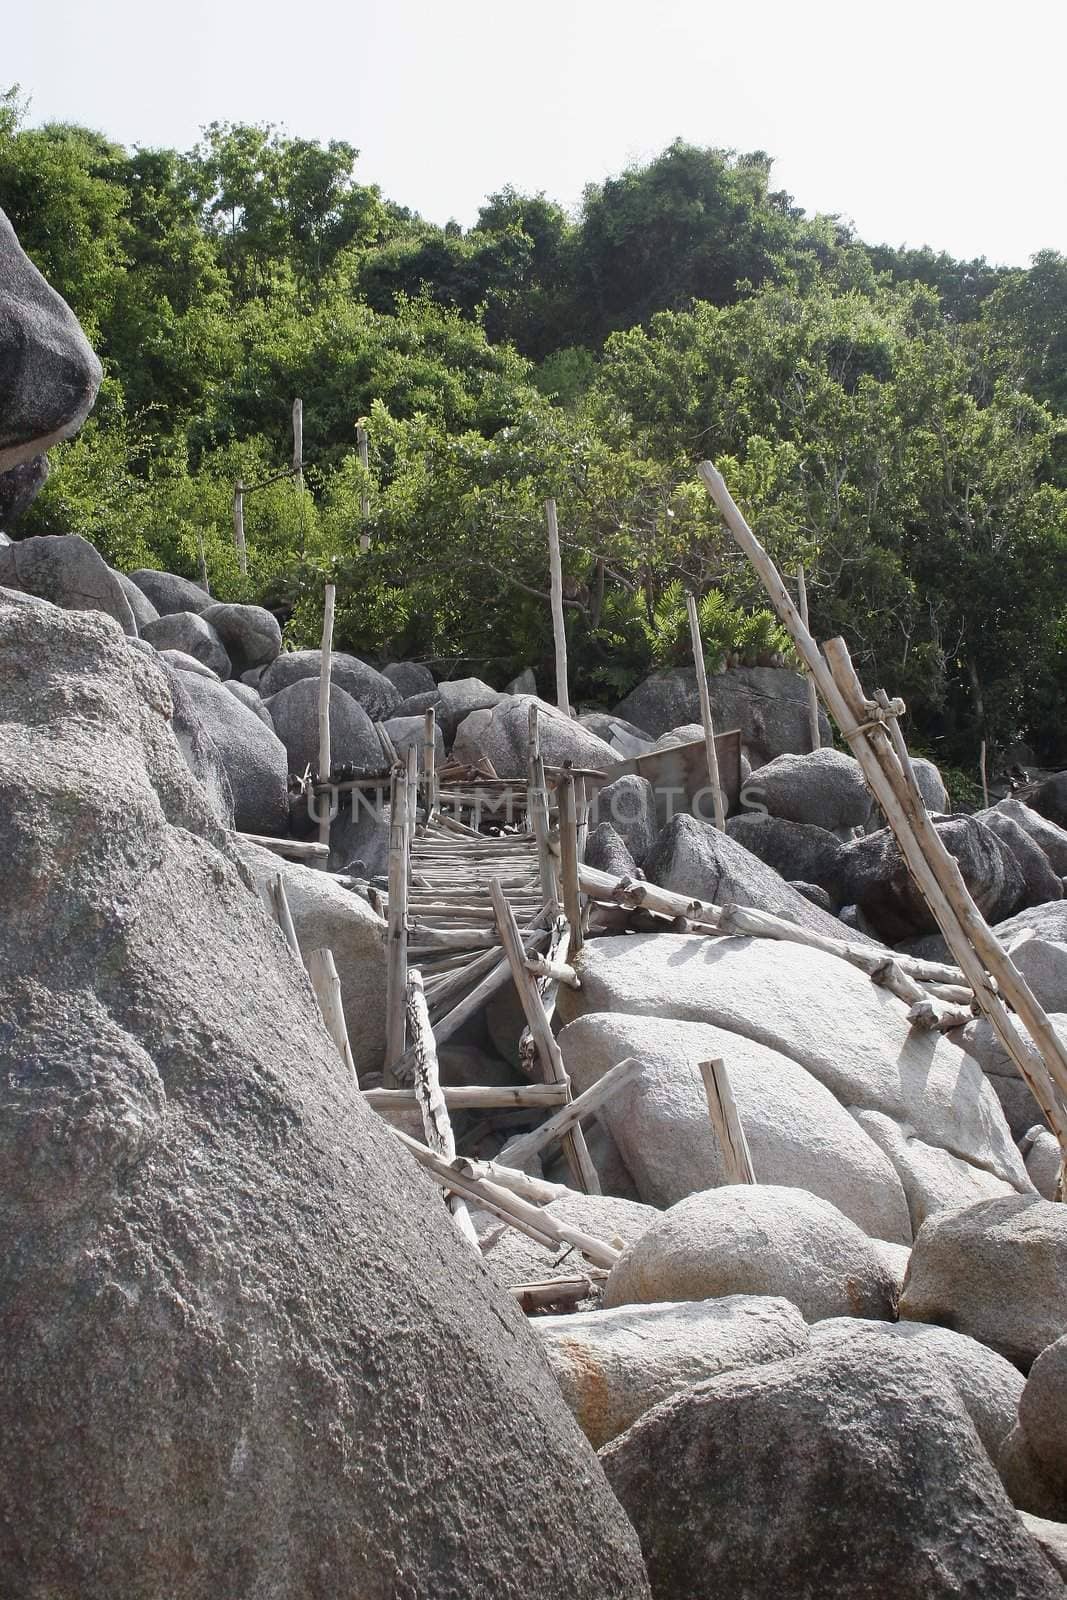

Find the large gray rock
[[0, 455, 49, 526], [178, 670, 289, 835], [535, 1295, 808, 1448], [0, 206, 101, 472], [741, 747, 873, 831], [1028, 773, 1067, 832], [201, 601, 282, 676], [852, 1106, 1033, 1233], [601, 1341, 1064, 1600], [977, 806, 1065, 908], [160, 648, 219, 680], [1022, 1515, 1067, 1583], [382, 712, 445, 764], [113, 569, 159, 629], [127, 568, 213, 616], [325, 792, 391, 877], [1024, 1128, 1062, 1201], [1013, 939, 1067, 1013], [0, 599, 649, 1599], [142, 610, 230, 677], [810, 1316, 1025, 1461], [840, 815, 1026, 943], [558, 1013, 912, 1242], [158, 658, 234, 828], [957, 1014, 1058, 1142], [223, 679, 273, 727], [453, 694, 617, 778], [604, 1185, 899, 1322], [615, 664, 831, 766], [259, 649, 401, 721], [584, 821, 640, 879], [382, 659, 435, 697], [1000, 1335, 1067, 1519], [900, 1195, 1067, 1369], [912, 754, 951, 813], [236, 842, 388, 1077], [579, 711, 654, 758], [265, 677, 386, 779], [727, 813, 848, 903], [0, 533, 137, 634], [995, 798, 1067, 876], [561, 933, 1031, 1207], [593, 774, 658, 865], [644, 812, 871, 943]]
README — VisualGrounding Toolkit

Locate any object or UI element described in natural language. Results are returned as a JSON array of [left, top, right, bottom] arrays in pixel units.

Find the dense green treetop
[[2, 84, 1065, 770]]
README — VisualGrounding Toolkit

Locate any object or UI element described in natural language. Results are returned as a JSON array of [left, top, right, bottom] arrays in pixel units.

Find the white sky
[[5, 0, 1065, 267]]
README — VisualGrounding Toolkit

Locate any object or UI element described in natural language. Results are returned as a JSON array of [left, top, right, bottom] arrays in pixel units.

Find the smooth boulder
[[535, 1295, 808, 1447], [741, 747, 872, 832], [0, 532, 137, 634], [0, 599, 650, 1599], [976, 807, 1065, 908], [604, 1185, 898, 1322], [266, 677, 386, 779], [900, 1195, 1067, 1368], [142, 611, 230, 677], [128, 568, 213, 616], [593, 773, 658, 866], [614, 664, 831, 764], [453, 694, 617, 778], [0, 206, 101, 471], [259, 649, 401, 721], [178, 670, 290, 835], [1000, 1335, 1067, 1519], [727, 813, 848, 903], [382, 660, 435, 697], [601, 1341, 1064, 1600], [201, 601, 282, 676]]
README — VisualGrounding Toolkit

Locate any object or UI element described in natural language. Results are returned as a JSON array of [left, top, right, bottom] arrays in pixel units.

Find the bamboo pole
[[383, 760, 412, 1085], [292, 397, 304, 490], [394, 1129, 621, 1268], [796, 564, 821, 752], [685, 591, 727, 831], [364, 1083, 570, 1112], [698, 459, 1067, 1163], [699, 1057, 755, 1184], [528, 702, 559, 910], [317, 582, 336, 849], [233, 480, 247, 575], [545, 498, 570, 716], [424, 707, 438, 821], [270, 873, 300, 958], [519, 917, 573, 1080], [980, 739, 990, 809], [557, 771, 584, 955], [406, 969, 478, 1247], [357, 423, 371, 553], [489, 878, 600, 1194], [307, 947, 357, 1081], [196, 530, 210, 594], [499, 1056, 643, 1171], [510, 1278, 595, 1311]]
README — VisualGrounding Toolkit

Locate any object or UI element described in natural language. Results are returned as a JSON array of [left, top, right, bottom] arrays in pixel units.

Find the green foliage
[[2, 96, 1066, 766]]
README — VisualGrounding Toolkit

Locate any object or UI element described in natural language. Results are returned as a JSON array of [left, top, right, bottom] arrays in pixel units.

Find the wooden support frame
[[489, 878, 600, 1194], [699, 457, 1067, 1172], [423, 707, 439, 821], [383, 756, 412, 1084], [545, 497, 571, 716], [499, 1056, 642, 1171]]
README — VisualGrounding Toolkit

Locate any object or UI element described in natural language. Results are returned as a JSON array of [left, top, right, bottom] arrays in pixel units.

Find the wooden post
[[405, 740, 419, 858], [318, 582, 336, 849], [270, 873, 300, 957], [498, 1056, 642, 1171], [685, 591, 727, 831], [980, 739, 990, 809], [423, 707, 438, 821], [233, 480, 247, 575], [527, 703, 559, 910], [489, 878, 600, 1193], [406, 969, 479, 1248], [357, 424, 371, 553], [698, 458, 1067, 1170], [383, 759, 411, 1084], [196, 530, 210, 594], [557, 770, 584, 954], [699, 1058, 755, 1184], [545, 497, 570, 717], [307, 947, 357, 1082], [292, 398, 304, 490], [796, 564, 821, 753]]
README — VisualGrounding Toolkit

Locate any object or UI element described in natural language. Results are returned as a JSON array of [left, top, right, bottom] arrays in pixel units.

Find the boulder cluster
[[4, 204, 1067, 1597]]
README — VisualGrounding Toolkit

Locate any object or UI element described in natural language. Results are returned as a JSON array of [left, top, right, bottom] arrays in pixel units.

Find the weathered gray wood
[[509, 1277, 595, 1311], [292, 397, 304, 488], [545, 497, 570, 716], [317, 581, 336, 848], [383, 759, 412, 1084], [557, 772, 584, 955], [270, 872, 300, 958], [796, 564, 821, 752], [699, 1057, 755, 1184], [406, 969, 478, 1247], [424, 707, 438, 820], [233, 480, 246, 575], [686, 591, 727, 830], [357, 422, 371, 552], [699, 457, 1067, 1165], [489, 878, 600, 1194], [307, 946, 357, 1081], [364, 1083, 570, 1112], [240, 832, 330, 865], [499, 1056, 642, 1171]]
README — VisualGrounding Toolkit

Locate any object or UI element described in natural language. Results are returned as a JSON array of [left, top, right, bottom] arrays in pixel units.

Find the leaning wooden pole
[[357, 423, 371, 553], [233, 480, 247, 575], [796, 564, 821, 753], [545, 497, 571, 717], [698, 459, 1067, 1168], [685, 591, 727, 831], [406, 969, 479, 1249], [317, 582, 336, 849], [699, 1057, 755, 1184], [307, 946, 357, 1082], [383, 757, 412, 1085]]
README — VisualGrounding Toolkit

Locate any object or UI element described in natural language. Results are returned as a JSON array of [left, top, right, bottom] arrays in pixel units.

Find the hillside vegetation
[[3, 86, 1066, 767]]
